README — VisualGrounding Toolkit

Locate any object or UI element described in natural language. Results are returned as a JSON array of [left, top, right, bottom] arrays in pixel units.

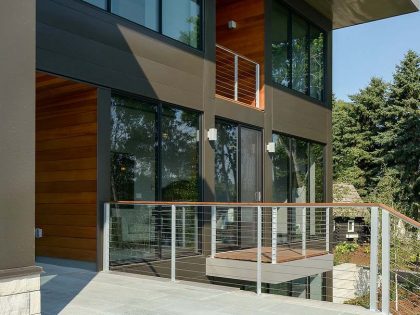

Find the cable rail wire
[[215, 44, 260, 108], [103, 202, 420, 315]]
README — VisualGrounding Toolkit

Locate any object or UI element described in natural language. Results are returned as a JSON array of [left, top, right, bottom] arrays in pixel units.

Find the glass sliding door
[[110, 94, 201, 266], [240, 127, 262, 247], [111, 95, 157, 202], [215, 120, 262, 250], [272, 132, 325, 247]]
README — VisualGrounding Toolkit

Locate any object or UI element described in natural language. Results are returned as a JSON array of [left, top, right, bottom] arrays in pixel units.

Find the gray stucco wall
[[0, 0, 36, 271]]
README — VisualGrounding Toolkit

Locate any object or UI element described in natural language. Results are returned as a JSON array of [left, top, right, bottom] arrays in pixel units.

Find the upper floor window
[[271, 1, 326, 102], [82, 0, 203, 50]]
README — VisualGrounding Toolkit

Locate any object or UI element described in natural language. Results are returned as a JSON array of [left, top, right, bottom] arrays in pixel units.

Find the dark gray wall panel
[[37, 0, 205, 111], [0, 0, 36, 270]]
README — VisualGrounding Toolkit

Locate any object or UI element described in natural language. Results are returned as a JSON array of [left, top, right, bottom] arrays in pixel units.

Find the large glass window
[[272, 133, 325, 203], [111, 0, 159, 31], [111, 94, 200, 201], [272, 2, 290, 86], [162, 0, 201, 49], [291, 15, 308, 94], [271, 1, 326, 101], [82, 0, 203, 49], [310, 26, 325, 100]]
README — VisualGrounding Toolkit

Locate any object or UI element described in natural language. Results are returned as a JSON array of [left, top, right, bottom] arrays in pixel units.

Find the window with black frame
[[271, 1, 326, 102], [110, 94, 200, 202], [82, 0, 202, 49], [272, 133, 325, 246]]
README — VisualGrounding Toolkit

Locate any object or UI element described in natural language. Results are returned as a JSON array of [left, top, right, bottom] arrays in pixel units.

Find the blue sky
[[333, 11, 420, 102]]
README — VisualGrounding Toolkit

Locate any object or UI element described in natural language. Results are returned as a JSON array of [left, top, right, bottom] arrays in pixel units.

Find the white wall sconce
[[266, 142, 276, 153], [207, 128, 218, 141], [228, 20, 237, 29]]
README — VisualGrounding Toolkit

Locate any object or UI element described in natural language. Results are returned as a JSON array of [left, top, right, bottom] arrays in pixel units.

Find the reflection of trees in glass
[[310, 28, 324, 100], [215, 121, 238, 202], [271, 2, 325, 100], [272, 134, 290, 202], [271, 2, 290, 86], [292, 15, 308, 94], [310, 143, 325, 202], [111, 96, 156, 201], [110, 95, 200, 202], [179, 16, 201, 49], [272, 42, 290, 86], [161, 106, 199, 201], [291, 139, 308, 202]]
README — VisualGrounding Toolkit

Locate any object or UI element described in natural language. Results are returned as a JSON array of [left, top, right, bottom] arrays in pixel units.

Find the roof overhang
[[304, 0, 420, 29]]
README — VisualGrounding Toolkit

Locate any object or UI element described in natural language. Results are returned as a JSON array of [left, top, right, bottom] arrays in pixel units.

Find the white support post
[[257, 206, 262, 295], [272, 207, 277, 264], [382, 210, 390, 314], [103, 203, 110, 272], [194, 207, 199, 253], [234, 55, 239, 101], [182, 207, 186, 248], [370, 207, 379, 312], [302, 207, 307, 257], [171, 205, 176, 282], [255, 63, 260, 108], [211, 206, 216, 258], [325, 207, 330, 252]]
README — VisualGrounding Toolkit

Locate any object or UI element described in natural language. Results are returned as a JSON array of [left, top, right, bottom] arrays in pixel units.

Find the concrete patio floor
[[38, 258, 376, 315]]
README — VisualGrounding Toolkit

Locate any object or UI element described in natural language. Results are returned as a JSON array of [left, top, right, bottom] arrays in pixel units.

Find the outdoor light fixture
[[266, 142, 276, 153], [228, 20, 237, 29], [207, 128, 217, 141]]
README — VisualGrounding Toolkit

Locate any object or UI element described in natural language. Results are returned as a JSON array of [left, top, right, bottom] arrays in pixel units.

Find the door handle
[[255, 191, 262, 202]]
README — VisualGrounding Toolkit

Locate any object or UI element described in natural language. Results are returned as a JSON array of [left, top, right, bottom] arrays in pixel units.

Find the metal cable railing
[[215, 44, 260, 108], [102, 202, 420, 314]]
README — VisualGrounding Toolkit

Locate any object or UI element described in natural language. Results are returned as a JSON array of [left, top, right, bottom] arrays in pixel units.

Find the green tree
[[375, 50, 420, 219]]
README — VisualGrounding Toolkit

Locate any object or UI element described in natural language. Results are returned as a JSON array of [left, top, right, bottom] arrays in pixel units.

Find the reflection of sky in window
[[162, 0, 200, 46]]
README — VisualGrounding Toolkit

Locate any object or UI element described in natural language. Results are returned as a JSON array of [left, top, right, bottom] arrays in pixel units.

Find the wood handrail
[[107, 201, 420, 229]]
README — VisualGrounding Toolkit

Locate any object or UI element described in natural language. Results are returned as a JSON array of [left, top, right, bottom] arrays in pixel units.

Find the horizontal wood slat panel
[[36, 169, 97, 182], [35, 246, 96, 262], [36, 145, 97, 161], [36, 72, 98, 262], [36, 192, 97, 204], [36, 203, 96, 215], [36, 214, 97, 227], [36, 110, 97, 131], [36, 158, 97, 172], [36, 225, 97, 239], [36, 135, 97, 151], [36, 180, 97, 193], [36, 236, 96, 250]]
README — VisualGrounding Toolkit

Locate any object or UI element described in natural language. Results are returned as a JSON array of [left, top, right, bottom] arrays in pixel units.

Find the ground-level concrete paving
[[38, 259, 377, 315]]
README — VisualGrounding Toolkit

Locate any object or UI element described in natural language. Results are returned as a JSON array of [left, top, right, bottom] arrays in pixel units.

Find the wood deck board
[[214, 247, 327, 264]]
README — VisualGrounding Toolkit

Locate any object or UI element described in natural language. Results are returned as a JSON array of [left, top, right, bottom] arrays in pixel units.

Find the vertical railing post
[[382, 210, 390, 314], [103, 203, 110, 272], [257, 206, 262, 295], [302, 207, 307, 257], [211, 206, 216, 258], [194, 207, 199, 253], [325, 207, 330, 252], [234, 54, 239, 101], [182, 207, 186, 248], [272, 207, 277, 264], [255, 63, 260, 108], [171, 205, 176, 282], [370, 207, 379, 312]]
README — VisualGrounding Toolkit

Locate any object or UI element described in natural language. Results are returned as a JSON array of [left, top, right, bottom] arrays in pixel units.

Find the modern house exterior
[[1, 0, 419, 313]]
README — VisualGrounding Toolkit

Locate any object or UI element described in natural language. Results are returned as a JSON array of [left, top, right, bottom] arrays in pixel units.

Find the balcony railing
[[216, 44, 260, 108], [103, 202, 420, 315]]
